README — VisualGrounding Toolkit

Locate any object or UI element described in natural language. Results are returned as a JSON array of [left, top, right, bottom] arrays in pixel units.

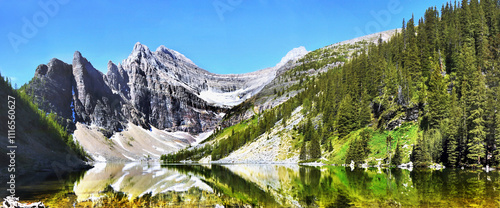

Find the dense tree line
[[312, 0, 500, 168]]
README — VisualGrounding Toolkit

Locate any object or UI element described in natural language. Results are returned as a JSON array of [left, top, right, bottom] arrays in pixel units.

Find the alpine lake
[[8, 163, 500, 207]]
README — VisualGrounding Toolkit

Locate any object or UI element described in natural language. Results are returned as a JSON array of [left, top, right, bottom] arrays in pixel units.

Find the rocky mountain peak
[[107, 60, 114, 68], [131, 42, 153, 58], [133, 42, 148, 52], [46, 58, 71, 77], [276, 46, 308, 68], [34, 64, 48, 77], [73, 51, 84, 62], [28, 57, 74, 126], [106, 61, 119, 77], [156, 45, 196, 66], [125, 42, 154, 66], [73, 51, 92, 72], [34, 58, 72, 79]]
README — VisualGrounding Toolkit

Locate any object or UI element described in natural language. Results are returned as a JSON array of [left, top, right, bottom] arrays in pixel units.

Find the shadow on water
[[1, 169, 86, 205], [18, 171, 85, 200]]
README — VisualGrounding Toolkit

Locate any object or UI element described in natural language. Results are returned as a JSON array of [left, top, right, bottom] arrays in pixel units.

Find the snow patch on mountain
[[198, 46, 307, 107], [198, 71, 275, 107]]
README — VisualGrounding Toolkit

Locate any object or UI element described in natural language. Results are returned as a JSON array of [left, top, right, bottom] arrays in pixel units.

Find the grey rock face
[[25, 42, 281, 135], [72, 51, 124, 135], [27, 58, 75, 130]]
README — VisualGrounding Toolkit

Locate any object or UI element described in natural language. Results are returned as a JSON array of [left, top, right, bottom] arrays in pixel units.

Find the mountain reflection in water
[[10, 163, 500, 207]]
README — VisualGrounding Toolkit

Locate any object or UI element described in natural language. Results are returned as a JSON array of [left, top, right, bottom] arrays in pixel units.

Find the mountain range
[[3, 0, 499, 179], [22, 41, 313, 161]]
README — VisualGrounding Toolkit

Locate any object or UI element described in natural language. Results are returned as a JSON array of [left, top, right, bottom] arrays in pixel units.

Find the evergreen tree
[[495, 90, 500, 165], [357, 89, 372, 128], [465, 71, 486, 166], [392, 141, 403, 166], [427, 55, 448, 129], [461, 50, 487, 166], [404, 16, 422, 104], [336, 94, 356, 138], [345, 129, 371, 164], [310, 135, 321, 159], [300, 142, 307, 161], [304, 118, 314, 142], [320, 125, 329, 145], [425, 128, 444, 163], [447, 86, 462, 167], [412, 132, 432, 167], [470, 0, 489, 70]]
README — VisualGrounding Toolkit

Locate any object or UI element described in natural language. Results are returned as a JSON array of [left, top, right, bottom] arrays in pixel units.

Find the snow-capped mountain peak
[[156, 45, 196, 66], [275, 46, 308, 68]]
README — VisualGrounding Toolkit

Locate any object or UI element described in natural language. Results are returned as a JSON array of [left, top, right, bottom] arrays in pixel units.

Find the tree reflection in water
[[18, 163, 500, 207]]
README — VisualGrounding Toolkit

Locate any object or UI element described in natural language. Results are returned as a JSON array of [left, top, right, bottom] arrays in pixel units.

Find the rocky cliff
[[24, 42, 306, 160]]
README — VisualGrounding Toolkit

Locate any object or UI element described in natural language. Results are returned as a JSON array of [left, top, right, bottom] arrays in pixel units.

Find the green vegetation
[[325, 124, 418, 165], [29, 164, 500, 207], [0, 73, 89, 161], [345, 129, 371, 164], [165, 0, 500, 168]]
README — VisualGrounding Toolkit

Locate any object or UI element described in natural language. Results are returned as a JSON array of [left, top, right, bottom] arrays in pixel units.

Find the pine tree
[[304, 118, 314, 142], [320, 125, 329, 145], [310, 134, 321, 159], [420, 7, 439, 79], [495, 89, 500, 166], [427, 54, 448, 129], [447, 85, 462, 167], [493, 95, 500, 166], [412, 132, 431, 167], [455, 0, 487, 166], [404, 15, 422, 104], [336, 94, 356, 138], [357, 89, 372, 129], [470, 0, 489, 70], [465, 66, 487, 166], [426, 128, 444, 163], [300, 142, 307, 161], [345, 129, 371, 164], [392, 141, 403, 166]]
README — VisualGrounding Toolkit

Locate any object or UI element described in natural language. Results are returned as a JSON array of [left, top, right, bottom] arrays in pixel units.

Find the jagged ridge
[[23, 43, 308, 161]]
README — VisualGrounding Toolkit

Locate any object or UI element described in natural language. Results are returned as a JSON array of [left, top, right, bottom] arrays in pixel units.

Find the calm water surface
[[8, 163, 500, 207]]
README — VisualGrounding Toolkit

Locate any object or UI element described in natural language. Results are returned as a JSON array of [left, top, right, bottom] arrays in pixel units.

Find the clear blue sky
[[0, 0, 450, 86]]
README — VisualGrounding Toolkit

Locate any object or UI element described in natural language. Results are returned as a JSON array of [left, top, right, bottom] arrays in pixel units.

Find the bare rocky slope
[[221, 29, 397, 128], [186, 30, 400, 164]]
